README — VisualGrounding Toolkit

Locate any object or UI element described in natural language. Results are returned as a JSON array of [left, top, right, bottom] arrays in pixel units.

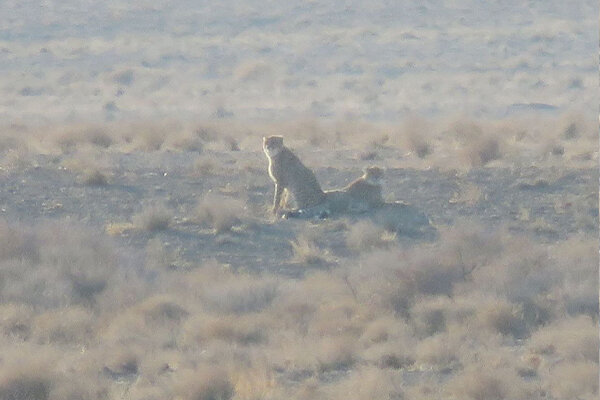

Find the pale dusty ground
[[0, 143, 597, 273]]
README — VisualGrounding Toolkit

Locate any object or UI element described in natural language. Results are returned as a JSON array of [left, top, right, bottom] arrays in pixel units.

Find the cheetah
[[297, 166, 386, 218], [262, 136, 326, 215], [343, 166, 385, 212]]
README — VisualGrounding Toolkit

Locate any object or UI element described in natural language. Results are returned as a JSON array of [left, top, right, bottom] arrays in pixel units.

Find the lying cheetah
[[343, 166, 385, 212], [286, 166, 386, 218]]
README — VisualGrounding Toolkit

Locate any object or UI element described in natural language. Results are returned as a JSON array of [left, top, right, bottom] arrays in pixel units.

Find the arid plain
[[0, 1, 597, 399]]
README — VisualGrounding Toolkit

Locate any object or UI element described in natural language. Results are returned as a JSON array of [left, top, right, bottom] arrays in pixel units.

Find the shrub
[[466, 135, 501, 166], [137, 295, 189, 326], [347, 250, 417, 317], [174, 368, 234, 400], [182, 314, 267, 346], [132, 205, 172, 232], [411, 297, 449, 337], [345, 220, 388, 251], [315, 336, 356, 373], [529, 316, 598, 362], [0, 375, 51, 400], [327, 367, 403, 400], [476, 299, 527, 338], [549, 237, 598, 318], [0, 350, 55, 400], [32, 306, 95, 344], [547, 361, 598, 400], [102, 349, 139, 380], [415, 332, 461, 370], [308, 298, 366, 338], [453, 121, 503, 167], [0, 221, 117, 308], [447, 366, 531, 400], [290, 236, 328, 266], [411, 295, 480, 338], [0, 304, 33, 339], [0, 219, 37, 261], [201, 276, 278, 314], [401, 117, 433, 158], [86, 128, 113, 148], [80, 169, 109, 186], [196, 193, 245, 234]]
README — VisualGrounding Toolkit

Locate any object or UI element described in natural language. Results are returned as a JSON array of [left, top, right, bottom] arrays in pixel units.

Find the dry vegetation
[[0, 112, 597, 400], [1, 112, 596, 174], [0, 167, 596, 399], [0, 1, 597, 398]]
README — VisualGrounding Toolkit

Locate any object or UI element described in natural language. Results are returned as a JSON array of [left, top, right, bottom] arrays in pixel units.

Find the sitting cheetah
[[262, 136, 326, 215]]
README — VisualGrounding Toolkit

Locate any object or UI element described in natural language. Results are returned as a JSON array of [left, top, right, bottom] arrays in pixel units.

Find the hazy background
[[1, 0, 596, 124]]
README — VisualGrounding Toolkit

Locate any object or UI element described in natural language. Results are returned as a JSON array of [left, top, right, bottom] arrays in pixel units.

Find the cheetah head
[[263, 136, 284, 157], [364, 166, 385, 185]]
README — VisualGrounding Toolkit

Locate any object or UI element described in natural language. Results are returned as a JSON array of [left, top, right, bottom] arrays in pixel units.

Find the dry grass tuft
[[415, 332, 461, 370], [410, 297, 451, 337], [195, 193, 246, 234], [400, 117, 433, 158], [476, 299, 527, 338], [132, 204, 173, 232], [192, 158, 217, 176], [0, 303, 33, 339], [131, 128, 166, 152], [529, 316, 598, 362], [85, 128, 114, 148], [359, 318, 417, 369], [547, 360, 598, 400], [410, 295, 479, 338], [327, 367, 403, 399], [32, 306, 95, 344], [307, 299, 365, 338], [182, 314, 267, 346], [452, 121, 503, 167], [408, 133, 433, 158], [80, 168, 109, 186], [561, 121, 580, 140], [464, 135, 501, 166], [103, 349, 140, 379], [0, 221, 117, 308], [447, 366, 532, 400], [315, 336, 357, 373], [174, 368, 235, 400], [231, 365, 277, 400], [289, 237, 326, 266], [345, 220, 390, 251], [144, 237, 178, 270], [0, 350, 56, 400], [0, 374, 51, 400], [0, 219, 38, 261], [137, 295, 189, 326], [105, 222, 135, 236], [201, 276, 278, 315]]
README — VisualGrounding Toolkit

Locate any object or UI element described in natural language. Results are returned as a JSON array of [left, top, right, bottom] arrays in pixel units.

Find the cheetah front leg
[[272, 184, 284, 214]]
